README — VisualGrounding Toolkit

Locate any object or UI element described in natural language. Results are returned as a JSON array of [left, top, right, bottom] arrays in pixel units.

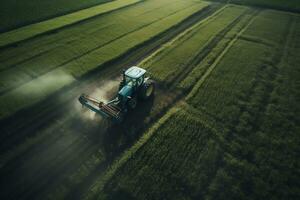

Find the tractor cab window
[[125, 76, 136, 87], [137, 76, 143, 86]]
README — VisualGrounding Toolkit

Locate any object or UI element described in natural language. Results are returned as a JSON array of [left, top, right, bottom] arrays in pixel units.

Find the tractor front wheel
[[140, 80, 155, 100]]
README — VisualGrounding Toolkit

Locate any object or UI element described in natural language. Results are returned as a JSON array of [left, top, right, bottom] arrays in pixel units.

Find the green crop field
[[210, 0, 300, 12], [97, 8, 300, 200], [0, 0, 299, 200], [0, 0, 112, 32], [0, 0, 209, 120]]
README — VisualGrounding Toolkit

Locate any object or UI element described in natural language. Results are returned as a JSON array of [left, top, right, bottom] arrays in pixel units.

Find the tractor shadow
[[101, 94, 155, 159]]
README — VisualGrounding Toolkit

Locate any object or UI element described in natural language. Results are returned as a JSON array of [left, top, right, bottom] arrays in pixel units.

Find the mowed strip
[[0, 0, 210, 120], [0, 0, 195, 93], [0, 0, 141, 48]]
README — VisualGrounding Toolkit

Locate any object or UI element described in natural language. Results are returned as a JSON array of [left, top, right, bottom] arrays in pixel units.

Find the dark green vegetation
[[0, 0, 299, 200], [0, 0, 112, 32], [209, 0, 300, 12], [99, 6, 300, 200]]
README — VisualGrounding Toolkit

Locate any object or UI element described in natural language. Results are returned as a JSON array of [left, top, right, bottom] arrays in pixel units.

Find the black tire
[[127, 96, 137, 110], [140, 80, 155, 100]]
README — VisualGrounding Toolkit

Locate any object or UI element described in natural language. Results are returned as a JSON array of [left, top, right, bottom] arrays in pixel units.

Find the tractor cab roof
[[125, 66, 146, 79]]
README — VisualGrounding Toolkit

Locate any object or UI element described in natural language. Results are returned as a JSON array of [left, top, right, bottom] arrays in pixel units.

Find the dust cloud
[[75, 78, 121, 121]]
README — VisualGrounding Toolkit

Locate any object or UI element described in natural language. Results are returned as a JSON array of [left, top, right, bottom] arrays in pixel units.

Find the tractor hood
[[118, 85, 133, 98]]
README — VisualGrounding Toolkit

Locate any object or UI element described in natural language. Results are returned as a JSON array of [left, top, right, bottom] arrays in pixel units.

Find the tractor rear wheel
[[140, 80, 155, 100]]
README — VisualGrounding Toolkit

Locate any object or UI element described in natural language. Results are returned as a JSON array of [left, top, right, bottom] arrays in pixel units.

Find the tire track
[[229, 14, 295, 139], [203, 14, 296, 196], [187, 10, 259, 99], [140, 4, 228, 69], [169, 8, 255, 88]]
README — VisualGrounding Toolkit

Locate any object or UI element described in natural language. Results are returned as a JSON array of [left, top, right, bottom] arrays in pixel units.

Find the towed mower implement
[[78, 94, 123, 122]]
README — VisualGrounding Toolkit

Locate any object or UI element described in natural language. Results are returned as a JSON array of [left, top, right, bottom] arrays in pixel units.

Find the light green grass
[[0, 0, 141, 47], [140, 5, 248, 83], [0, 0, 112, 32], [0, 0, 200, 93], [0, 0, 209, 120], [209, 0, 300, 12]]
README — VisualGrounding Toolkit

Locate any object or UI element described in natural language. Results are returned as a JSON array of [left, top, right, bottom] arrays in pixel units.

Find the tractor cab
[[118, 66, 151, 110], [124, 66, 146, 88], [119, 66, 146, 96]]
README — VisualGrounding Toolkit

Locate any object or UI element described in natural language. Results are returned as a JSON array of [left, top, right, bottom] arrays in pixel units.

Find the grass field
[[91, 6, 300, 200], [0, 0, 299, 200], [0, 0, 112, 32], [0, 0, 210, 120], [209, 0, 300, 12], [0, 0, 142, 47]]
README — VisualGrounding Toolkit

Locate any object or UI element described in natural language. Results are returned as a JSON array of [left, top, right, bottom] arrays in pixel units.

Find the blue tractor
[[78, 66, 155, 122]]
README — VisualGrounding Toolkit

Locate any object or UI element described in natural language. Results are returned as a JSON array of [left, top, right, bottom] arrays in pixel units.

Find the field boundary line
[[139, 4, 229, 66], [169, 7, 253, 88], [84, 107, 180, 200], [0, 0, 142, 48], [181, 102, 226, 134], [248, 15, 296, 133], [186, 10, 259, 100], [180, 103, 225, 141]]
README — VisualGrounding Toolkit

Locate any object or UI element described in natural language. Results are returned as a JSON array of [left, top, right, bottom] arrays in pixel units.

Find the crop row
[[140, 5, 249, 85], [0, 0, 201, 92], [0, 0, 141, 47], [200, 12, 300, 200], [188, 10, 291, 128], [100, 108, 223, 200], [94, 9, 300, 200], [0, 0, 210, 120]]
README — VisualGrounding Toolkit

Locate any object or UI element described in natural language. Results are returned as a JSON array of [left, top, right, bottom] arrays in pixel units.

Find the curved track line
[[139, 4, 229, 67], [186, 10, 260, 100]]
